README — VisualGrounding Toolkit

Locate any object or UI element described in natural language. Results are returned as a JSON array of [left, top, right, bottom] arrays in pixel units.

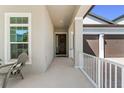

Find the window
[[5, 13, 31, 64]]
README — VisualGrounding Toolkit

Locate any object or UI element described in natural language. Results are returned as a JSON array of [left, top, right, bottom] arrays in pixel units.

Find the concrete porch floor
[[2, 57, 94, 88]]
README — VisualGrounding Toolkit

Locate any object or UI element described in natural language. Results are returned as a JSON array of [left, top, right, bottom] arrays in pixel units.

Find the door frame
[[54, 32, 68, 57]]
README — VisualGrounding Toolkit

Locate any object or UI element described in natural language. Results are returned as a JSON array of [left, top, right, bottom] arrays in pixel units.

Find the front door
[[56, 34, 66, 56]]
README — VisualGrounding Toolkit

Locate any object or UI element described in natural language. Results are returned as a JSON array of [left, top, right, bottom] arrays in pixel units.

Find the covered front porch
[[0, 5, 93, 88], [1, 57, 94, 88]]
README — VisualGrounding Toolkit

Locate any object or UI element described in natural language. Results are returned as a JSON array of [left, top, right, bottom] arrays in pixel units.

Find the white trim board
[[54, 32, 67, 34], [83, 28, 124, 35]]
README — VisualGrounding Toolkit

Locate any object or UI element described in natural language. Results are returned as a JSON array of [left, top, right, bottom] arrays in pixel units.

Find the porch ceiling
[[47, 5, 79, 29]]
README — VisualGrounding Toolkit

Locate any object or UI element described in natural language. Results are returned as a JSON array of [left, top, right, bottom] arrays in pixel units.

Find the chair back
[[17, 52, 28, 66], [10, 52, 28, 74]]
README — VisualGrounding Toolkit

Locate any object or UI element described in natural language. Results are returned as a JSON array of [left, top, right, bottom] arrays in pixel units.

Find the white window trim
[[4, 13, 32, 64]]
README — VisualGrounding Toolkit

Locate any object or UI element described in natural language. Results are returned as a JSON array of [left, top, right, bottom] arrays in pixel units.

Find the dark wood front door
[[56, 34, 66, 55]]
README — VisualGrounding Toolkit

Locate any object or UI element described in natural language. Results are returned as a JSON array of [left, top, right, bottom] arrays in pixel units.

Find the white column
[[98, 33, 104, 88], [99, 34, 104, 58], [74, 17, 83, 68], [68, 23, 74, 59]]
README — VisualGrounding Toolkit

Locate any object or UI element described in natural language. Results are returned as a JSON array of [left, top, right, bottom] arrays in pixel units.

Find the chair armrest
[[0, 63, 16, 69]]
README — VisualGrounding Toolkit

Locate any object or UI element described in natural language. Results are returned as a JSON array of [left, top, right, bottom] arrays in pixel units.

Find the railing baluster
[[98, 58, 101, 88], [85, 55, 87, 72], [115, 66, 117, 88], [105, 61, 107, 88], [86, 56, 88, 75], [109, 64, 111, 88], [88, 57, 90, 76], [90, 57, 92, 78], [96, 58, 98, 84], [85, 55, 86, 71], [93, 58, 95, 81], [122, 67, 124, 88], [90, 57, 92, 79], [84, 55, 86, 71], [100, 60, 103, 88], [88, 57, 91, 78], [86, 56, 88, 74], [92, 58, 94, 81]]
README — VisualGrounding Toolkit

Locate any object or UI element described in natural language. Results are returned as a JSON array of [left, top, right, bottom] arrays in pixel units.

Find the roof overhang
[[88, 13, 114, 24], [83, 24, 124, 35], [69, 5, 93, 28], [83, 24, 124, 28], [75, 5, 93, 18]]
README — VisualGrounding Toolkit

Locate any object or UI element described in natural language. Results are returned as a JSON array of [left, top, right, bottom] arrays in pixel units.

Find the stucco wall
[[83, 34, 124, 59], [83, 35, 99, 57], [105, 35, 124, 58], [0, 5, 54, 73]]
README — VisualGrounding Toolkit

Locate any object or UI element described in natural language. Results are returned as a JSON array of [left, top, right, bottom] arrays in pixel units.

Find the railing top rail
[[104, 58, 124, 68], [82, 52, 124, 68], [83, 53, 99, 59]]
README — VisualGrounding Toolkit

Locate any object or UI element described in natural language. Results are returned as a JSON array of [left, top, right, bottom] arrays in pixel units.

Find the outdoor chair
[[0, 52, 28, 88]]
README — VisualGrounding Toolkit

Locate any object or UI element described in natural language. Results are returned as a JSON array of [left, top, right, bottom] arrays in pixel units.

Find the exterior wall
[[83, 15, 108, 24], [105, 35, 124, 58], [83, 35, 99, 57], [83, 28, 124, 59], [83, 35, 124, 58], [0, 5, 54, 73]]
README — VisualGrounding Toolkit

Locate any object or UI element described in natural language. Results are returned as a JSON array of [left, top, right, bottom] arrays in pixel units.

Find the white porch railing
[[79, 53, 124, 88]]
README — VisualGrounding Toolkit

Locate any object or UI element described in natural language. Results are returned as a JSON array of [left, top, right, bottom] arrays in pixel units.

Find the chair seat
[[0, 66, 10, 74]]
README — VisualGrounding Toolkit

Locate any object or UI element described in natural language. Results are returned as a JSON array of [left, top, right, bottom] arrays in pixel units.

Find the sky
[[90, 5, 124, 21], [16, 30, 28, 35]]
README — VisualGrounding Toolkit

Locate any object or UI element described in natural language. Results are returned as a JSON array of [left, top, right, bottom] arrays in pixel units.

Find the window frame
[[4, 13, 32, 64]]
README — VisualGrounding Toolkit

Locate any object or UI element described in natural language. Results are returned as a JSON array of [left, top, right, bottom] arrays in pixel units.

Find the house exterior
[[0, 5, 124, 88], [0, 5, 98, 88], [83, 13, 124, 64], [80, 12, 124, 88]]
